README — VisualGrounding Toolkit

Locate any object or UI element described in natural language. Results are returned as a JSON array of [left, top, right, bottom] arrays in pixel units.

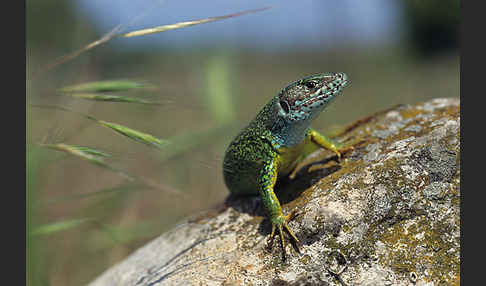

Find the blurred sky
[[74, 0, 404, 51]]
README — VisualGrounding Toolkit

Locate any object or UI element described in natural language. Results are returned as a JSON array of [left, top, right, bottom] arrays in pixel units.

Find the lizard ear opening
[[279, 100, 290, 114]]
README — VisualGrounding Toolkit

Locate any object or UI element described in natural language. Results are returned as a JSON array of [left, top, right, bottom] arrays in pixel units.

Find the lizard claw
[[334, 145, 354, 161], [335, 151, 342, 161], [267, 210, 300, 260]]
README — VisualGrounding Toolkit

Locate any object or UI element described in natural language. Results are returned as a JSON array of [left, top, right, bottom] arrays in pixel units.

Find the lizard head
[[276, 72, 348, 123]]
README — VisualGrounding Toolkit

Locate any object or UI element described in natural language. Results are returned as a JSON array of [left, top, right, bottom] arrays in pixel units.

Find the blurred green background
[[26, 1, 459, 285]]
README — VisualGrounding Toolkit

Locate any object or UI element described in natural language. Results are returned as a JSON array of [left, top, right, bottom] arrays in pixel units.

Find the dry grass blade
[[36, 0, 152, 75], [39, 24, 124, 75], [68, 145, 112, 158], [58, 80, 156, 93], [30, 218, 92, 236], [57, 80, 159, 104], [59, 93, 159, 105], [41, 143, 134, 180], [121, 7, 272, 37], [36, 7, 271, 75], [97, 120, 169, 149], [31, 105, 169, 150], [42, 143, 109, 164]]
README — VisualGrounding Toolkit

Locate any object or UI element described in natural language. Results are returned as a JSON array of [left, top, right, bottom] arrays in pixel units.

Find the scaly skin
[[223, 72, 350, 259]]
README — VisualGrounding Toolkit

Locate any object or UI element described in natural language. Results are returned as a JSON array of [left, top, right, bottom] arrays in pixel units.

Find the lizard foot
[[333, 144, 355, 161], [267, 209, 300, 260]]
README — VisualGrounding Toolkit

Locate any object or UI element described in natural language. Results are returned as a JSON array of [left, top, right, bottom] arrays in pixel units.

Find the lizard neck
[[271, 118, 310, 147], [252, 97, 311, 147]]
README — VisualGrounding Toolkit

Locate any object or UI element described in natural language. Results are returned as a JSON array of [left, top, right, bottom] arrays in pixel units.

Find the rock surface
[[89, 98, 460, 286]]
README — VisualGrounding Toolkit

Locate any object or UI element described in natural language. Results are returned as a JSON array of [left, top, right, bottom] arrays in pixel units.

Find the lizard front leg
[[259, 154, 299, 259], [307, 128, 354, 160]]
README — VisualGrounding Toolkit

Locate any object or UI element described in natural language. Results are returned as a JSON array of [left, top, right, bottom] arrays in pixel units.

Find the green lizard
[[223, 72, 351, 258]]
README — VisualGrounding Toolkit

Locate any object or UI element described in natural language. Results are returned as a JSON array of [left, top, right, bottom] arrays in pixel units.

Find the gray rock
[[89, 98, 460, 286]]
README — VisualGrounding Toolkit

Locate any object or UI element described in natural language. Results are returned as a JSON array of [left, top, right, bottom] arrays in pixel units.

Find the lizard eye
[[280, 100, 290, 113], [304, 81, 317, 89]]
